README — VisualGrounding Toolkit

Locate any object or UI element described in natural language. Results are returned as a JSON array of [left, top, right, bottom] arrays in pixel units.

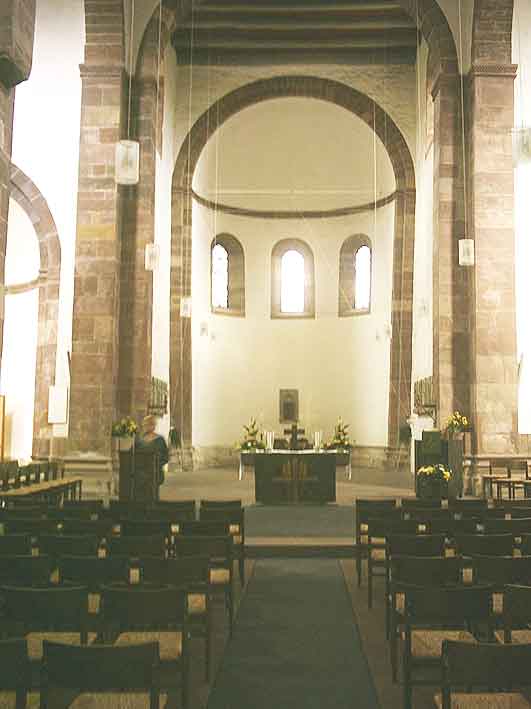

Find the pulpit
[[119, 449, 159, 502]]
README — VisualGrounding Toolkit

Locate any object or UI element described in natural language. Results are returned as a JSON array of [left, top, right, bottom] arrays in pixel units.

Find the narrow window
[[354, 245, 371, 311], [211, 243, 229, 309], [280, 249, 305, 314]]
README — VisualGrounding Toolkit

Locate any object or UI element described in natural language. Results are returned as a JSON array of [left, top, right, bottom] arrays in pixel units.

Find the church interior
[[1, 0, 531, 707]]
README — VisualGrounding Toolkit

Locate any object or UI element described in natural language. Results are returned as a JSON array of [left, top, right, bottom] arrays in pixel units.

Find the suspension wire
[[155, 0, 163, 155], [127, 0, 135, 138], [457, 0, 468, 239]]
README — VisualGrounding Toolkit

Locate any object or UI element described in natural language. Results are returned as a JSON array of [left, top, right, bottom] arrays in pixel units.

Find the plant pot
[[417, 477, 449, 500]]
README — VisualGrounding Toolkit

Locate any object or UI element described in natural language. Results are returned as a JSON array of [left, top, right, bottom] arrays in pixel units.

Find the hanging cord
[[127, 0, 135, 139], [457, 0, 468, 239]]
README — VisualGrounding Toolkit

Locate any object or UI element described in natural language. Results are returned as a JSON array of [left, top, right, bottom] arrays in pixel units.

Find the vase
[[417, 477, 449, 500]]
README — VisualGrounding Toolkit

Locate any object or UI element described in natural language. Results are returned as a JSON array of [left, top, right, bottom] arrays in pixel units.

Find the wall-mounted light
[[180, 297, 192, 318], [115, 140, 140, 185], [458, 238, 475, 267], [512, 127, 531, 167], [144, 243, 160, 271]]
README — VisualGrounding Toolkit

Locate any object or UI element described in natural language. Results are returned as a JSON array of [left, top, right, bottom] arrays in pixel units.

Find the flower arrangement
[[111, 416, 137, 437], [445, 411, 469, 436], [325, 417, 351, 451], [417, 464, 452, 482], [237, 418, 265, 451]]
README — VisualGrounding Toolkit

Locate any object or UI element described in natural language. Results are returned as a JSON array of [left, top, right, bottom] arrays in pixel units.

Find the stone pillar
[[69, 0, 125, 457], [468, 64, 518, 455], [431, 74, 471, 428], [0, 0, 36, 365]]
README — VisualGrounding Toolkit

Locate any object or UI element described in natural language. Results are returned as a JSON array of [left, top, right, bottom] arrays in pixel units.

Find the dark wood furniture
[[119, 449, 159, 503], [254, 451, 336, 504]]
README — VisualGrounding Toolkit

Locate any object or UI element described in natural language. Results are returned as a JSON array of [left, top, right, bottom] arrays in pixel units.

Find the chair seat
[[28, 632, 97, 660], [115, 631, 182, 661], [210, 568, 230, 585], [69, 692, 169, 708], [370, 548, 386, 561], [412, 630, 475, 659], [187, 593, 207, 616], [433, 692, 531, 708], [495, 629, 531, 644]]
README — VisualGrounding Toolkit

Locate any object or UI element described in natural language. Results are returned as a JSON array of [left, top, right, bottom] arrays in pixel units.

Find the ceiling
[[172, 0, 419, 65]]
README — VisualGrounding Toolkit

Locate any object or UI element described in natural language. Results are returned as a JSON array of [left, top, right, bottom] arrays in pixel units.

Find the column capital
[[468, 63, 518, 82], [79, 64, 125, 82]]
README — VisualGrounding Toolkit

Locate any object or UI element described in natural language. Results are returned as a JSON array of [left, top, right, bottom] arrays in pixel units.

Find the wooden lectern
[[119, 449, 159, 502]]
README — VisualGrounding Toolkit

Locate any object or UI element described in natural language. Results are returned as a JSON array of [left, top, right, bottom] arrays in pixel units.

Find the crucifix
[[284, 422, 305, 451]]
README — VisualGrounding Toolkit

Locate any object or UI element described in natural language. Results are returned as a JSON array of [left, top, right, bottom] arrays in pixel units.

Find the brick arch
[[170, 76, 416, 452], [9, 164, 61, 458]]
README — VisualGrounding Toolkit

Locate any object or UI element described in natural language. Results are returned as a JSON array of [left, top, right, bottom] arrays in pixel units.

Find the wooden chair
[[61, 499, 104, 516], [402, 508, 453, 522], [108, 500, 148, 519], [365, 518, 419, 609], [454, 534, 515, 557], [120, 519, 173, 539], [436, 639, 531, 708], [173, 535, 235, 630], [0, 534, 33, 556], [180, 520, 230, 537], [428, 517, 481, 537], [0, 638, 30, 709], [500, 584, 531, 645], [519, 534, 531, 555], [107, 534, 167, 558], [388, 555, 464, 681], [448, 498, 488, 515], [483, 517, 531, 535], [200, 505, 246, 585], [355, 498, 399, 586], [0, 505, 47, 519], [200, 499, 242, 510], [41, 640, 161, 709], [1, 585, 91, 664], [101, 585, 189, 708], [401, 498, 442, 510], [0, 554, 53, 586], [58, 518, 114, 540], [3, 518, 59, 536], [401, 585, 494, 709]]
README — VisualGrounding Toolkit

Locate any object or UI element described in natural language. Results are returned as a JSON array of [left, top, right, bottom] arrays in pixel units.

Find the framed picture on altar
[[279, 389, 298, 423]]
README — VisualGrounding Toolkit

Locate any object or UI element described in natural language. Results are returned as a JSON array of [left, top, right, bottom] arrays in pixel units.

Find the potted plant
[[416, 464, 452, 500], [111, 416, 137, 450], [444, 411, 469, 439], [324, 417, 352, 466], [236, 418, 266, 462]]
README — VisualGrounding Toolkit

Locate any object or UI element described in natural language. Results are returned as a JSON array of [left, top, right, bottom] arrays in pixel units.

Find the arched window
[[212, 243, 229, 309], [280, 250, 305, 314], [339, 234, 372, 316], [271, 239, 315, 319], [210, 234, 245, 316]]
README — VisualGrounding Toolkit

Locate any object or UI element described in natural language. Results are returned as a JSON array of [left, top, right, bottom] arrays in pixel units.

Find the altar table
[[253, 451, 337, 504]]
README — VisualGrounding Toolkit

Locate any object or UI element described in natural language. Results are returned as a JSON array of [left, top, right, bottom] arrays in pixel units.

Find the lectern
[[119, 449, 159, 502]]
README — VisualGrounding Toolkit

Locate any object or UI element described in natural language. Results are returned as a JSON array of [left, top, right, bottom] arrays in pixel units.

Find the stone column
[[468, 64, 518, 455], [431, 74, 471, 428], [0, 0, 36, 364]]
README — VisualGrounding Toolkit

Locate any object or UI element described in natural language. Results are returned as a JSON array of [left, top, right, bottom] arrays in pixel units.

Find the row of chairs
[[0, 583, 192, 707], [0, 460, 62, 492]]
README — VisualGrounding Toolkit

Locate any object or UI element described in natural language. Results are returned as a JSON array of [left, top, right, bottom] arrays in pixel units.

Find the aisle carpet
[[245, 504, 355, 538], [207, 559, 379, 709]]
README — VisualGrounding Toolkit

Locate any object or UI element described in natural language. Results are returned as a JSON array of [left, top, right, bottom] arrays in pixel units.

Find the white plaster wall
[[9, 0, 84, 445], [190, 99, 396, 448], [411, 39, 434, 391], [152, 44, 179, 437], [513, 0, 531, 433], [0, 200, 40, 459]]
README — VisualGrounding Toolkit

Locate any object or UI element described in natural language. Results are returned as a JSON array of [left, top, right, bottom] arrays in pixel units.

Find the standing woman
[[136, 415, 169, 488]]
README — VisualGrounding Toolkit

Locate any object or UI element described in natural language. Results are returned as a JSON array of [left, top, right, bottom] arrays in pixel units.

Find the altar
[[253, 451, 337, 504]]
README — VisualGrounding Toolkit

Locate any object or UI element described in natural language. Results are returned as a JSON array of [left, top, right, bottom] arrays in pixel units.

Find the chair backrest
[[62, 499, 104, 513], [107, 534, 167, 558], [3, 518, 59, 536], [149, 500, 196, 521], [59, 555, 130, 588], [59, 519, 113, 539], [355, 499, 399, 534], [390, 555, 462, 588], [199, 507, 245, 541], [0, 505, 47, 519], [108, 500, 148, 519], [39, 534, 100, 558], [120, 519, 172, 538], [405, 585, 493, 625], [200, 499, 242, 510], [428, 518, 481, 535], [0, 554, 53, 586], [0, 638, 29, 693], [441, 639, 531, 707], [173, 534, 233, 563], [484, 517, 531, 535], [401, 498, 442, 510], [403, 508, 452, 521], [448, 498, 488, 514], [1, 584, 89, 631], [455, 533, 514, 557], [366, 518, 419, 540], [180, 520, 230, 537], [507, 507, 531, 518], [472, 556, 531, 587], [518, 534, 531, 555], [42, 640, 160, 696], [101, 585, 185, 629], [387, 534, 446, 558], [502, 584, 531, 631], [0, 534, 32, 556], [133, 555, 211, 587]]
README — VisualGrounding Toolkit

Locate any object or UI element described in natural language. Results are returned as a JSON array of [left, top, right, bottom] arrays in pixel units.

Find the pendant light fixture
[[115, 0, 140, 185]]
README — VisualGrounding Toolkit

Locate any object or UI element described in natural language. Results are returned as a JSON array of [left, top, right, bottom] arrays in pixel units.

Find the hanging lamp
[[116, 0, 140, 185]]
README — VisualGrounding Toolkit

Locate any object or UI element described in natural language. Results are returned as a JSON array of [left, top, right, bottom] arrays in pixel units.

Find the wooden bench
[[0, 477, 83, 504]]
